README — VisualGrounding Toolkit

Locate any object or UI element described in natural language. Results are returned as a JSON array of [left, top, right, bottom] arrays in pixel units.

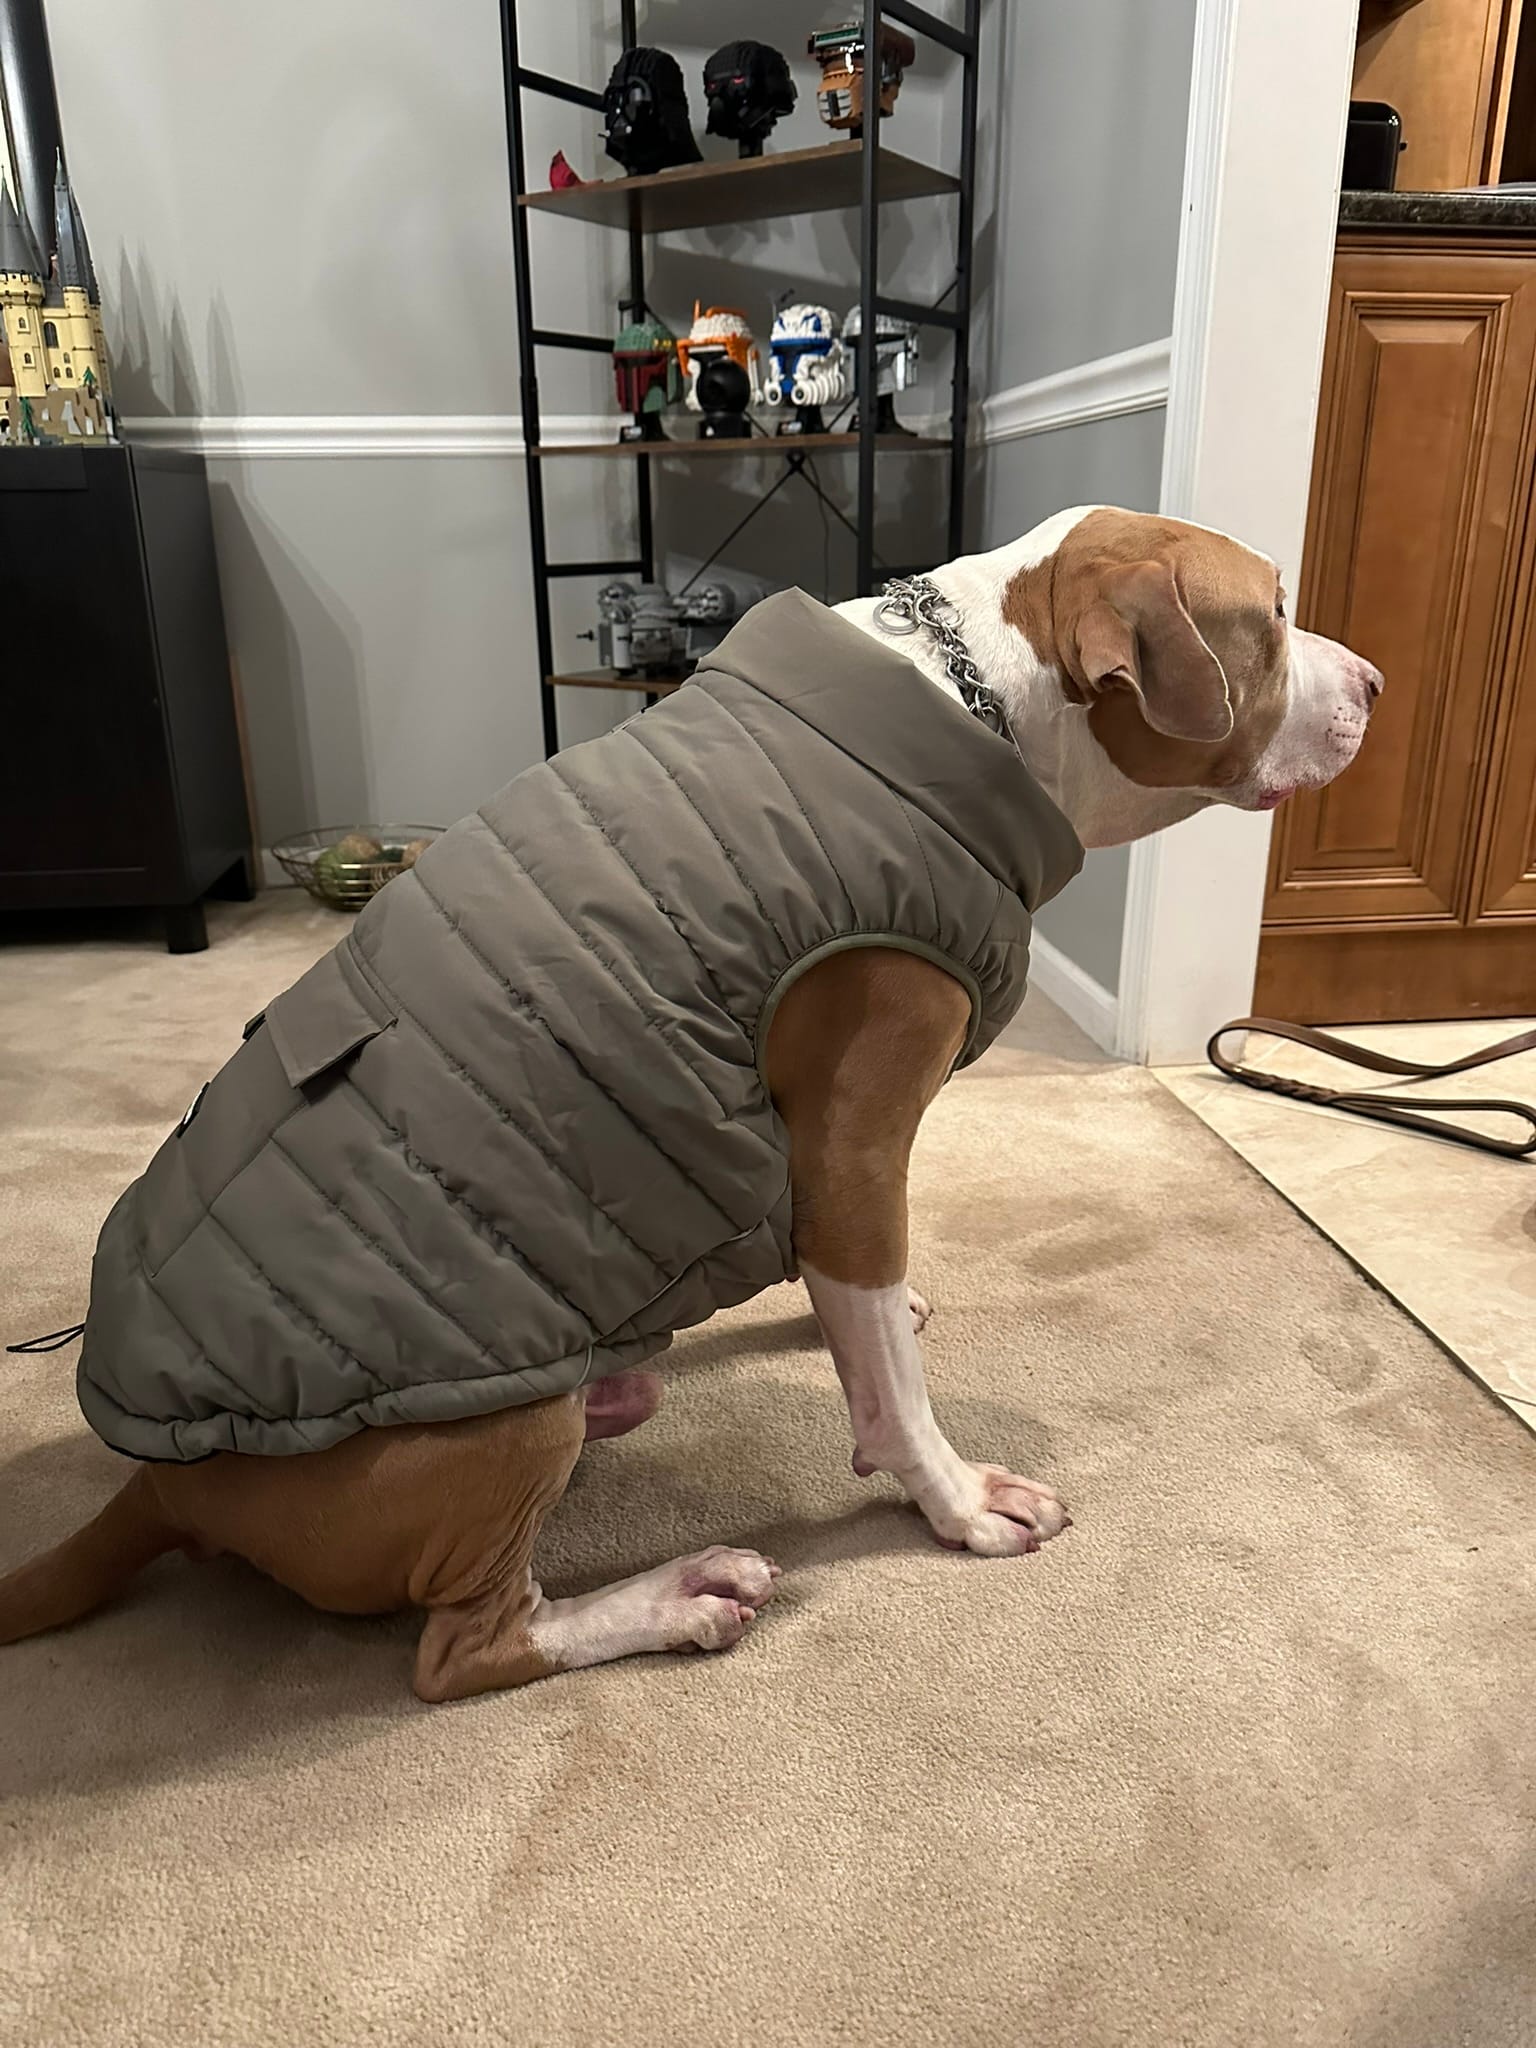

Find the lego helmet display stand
[[695, 356, 753, 440], [783, 400, 828, 438], [860, 389, 904, 436], [702, 40, 797, 159], [601, 48, 703, 177]]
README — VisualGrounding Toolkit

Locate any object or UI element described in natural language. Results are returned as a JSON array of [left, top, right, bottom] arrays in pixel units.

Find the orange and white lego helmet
[[677, 303, 762, 410]]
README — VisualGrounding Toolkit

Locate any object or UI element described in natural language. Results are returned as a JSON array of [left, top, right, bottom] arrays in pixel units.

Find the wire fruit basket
[[271, 825, 442, 911]]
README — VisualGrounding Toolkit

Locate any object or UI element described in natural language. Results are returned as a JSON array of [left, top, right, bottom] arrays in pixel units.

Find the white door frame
[[1116, 0, 1360, 1064]]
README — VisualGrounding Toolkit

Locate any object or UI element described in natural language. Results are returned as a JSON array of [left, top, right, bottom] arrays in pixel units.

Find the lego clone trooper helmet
[[676, 303, 762, 412], [841, 306, 920, 395], [764, 304, 847, 411]]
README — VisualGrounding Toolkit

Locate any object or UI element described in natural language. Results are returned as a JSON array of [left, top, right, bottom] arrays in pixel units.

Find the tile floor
[[1160, 1019, 1536, 1435]]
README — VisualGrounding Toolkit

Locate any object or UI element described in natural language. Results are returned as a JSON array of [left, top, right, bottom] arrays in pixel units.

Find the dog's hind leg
[[580, 1368, 664, 1440], [414, 1544, 781, 1703], [409, 1389, 779, 1700]]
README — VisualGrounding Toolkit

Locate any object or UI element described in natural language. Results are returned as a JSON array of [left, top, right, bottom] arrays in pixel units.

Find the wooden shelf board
[[520, 141, 959, 235], [532, 430, 948, 461], [546, 669, 685, 695]]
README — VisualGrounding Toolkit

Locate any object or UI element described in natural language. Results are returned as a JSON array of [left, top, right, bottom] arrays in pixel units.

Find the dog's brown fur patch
[[1004, 508, 1290, 789]]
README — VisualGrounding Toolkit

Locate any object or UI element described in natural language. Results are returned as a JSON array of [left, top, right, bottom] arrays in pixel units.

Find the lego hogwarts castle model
[[0, 154, 114, 446]]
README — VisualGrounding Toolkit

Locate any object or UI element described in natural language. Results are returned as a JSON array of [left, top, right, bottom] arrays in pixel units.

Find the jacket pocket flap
[[265, 946, 393, 1088]]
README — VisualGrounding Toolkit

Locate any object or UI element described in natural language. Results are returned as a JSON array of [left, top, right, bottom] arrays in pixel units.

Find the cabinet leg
[[210, 853, 258, 902], [164, 901, 209, 954]]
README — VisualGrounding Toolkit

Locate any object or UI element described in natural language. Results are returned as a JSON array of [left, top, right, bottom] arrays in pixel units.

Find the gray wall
[[46, 0, 556, 840], [44, 1, 957, 845], [44, 0, 1195, 973], [975, 0, 1197, 995]]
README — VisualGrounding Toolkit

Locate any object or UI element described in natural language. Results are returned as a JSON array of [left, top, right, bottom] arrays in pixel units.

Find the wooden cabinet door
[[1257, 236, 1536, 1023], [1353, 0, 1515, 190]]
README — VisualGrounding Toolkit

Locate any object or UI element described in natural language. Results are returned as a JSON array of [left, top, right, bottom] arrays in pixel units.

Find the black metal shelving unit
[[497, 0, 981, 757]]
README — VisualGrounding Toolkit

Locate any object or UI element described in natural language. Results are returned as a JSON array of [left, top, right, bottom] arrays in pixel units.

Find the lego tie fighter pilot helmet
[[702, 40, 798, 158]]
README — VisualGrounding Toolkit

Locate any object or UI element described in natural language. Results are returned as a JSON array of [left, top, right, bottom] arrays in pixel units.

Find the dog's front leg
[[766, 948, 1070, 1560], [801, 1264, 1070, 1556]]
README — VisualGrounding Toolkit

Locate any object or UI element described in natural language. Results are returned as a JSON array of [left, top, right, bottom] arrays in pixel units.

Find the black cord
[[7, 1320, 86, 1354]]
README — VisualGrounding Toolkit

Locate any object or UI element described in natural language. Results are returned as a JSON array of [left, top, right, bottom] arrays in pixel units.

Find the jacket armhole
[[265, 942, 395, 1089], [753, 934, 984, 1088]]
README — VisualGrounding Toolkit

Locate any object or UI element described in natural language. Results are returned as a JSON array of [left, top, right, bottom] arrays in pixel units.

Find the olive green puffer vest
[[76, 590, 1082, 1460]]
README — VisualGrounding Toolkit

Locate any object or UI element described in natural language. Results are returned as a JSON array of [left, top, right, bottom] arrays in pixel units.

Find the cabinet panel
[[1475, 538, 1536, 914], [1266, 248, 1536, 936]]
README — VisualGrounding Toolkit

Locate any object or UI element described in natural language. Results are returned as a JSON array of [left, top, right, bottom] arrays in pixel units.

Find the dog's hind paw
[[669, 1546, 781, 1650]]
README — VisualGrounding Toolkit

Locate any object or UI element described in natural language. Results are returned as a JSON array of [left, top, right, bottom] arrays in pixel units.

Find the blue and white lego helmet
[[765, 303, 846, 408]]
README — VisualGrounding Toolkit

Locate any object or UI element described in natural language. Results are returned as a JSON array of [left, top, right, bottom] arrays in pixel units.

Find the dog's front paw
[[925, 1465, 1072, 1558]]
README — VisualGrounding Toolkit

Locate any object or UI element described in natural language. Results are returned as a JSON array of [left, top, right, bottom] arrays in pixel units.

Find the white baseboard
[[1028, 933, 1120, 1052]]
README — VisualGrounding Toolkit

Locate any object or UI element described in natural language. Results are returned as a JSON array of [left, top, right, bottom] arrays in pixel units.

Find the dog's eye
[[1275, 593, 1287, 621]]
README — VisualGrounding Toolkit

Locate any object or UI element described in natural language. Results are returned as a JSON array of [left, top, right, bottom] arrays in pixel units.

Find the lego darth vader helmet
[[602, 48, 703, 177], [702, 40, 797, 157]]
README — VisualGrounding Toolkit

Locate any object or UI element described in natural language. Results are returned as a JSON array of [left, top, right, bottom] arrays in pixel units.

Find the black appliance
[[1344, 101, 1405, 192]]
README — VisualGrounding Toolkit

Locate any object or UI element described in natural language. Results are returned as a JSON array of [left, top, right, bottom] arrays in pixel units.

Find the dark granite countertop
[[1341, 188, 1536, 230]]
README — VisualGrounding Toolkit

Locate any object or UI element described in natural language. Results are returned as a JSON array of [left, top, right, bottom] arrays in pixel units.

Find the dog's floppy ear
[[1073, 559, 1234, 744]]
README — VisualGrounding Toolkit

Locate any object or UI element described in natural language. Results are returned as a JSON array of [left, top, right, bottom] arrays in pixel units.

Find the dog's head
[[998, 507, 1382, 848]]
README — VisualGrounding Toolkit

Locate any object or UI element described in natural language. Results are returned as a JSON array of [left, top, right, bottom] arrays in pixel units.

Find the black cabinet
[[0, 445, 252, 950]]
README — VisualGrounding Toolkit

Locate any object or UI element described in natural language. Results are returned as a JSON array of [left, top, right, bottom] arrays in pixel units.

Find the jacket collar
[[700, 588, 1084, 913]]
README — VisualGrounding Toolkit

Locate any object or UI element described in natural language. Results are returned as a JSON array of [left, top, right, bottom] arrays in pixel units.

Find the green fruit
[[310, 844, 351, 900], [331, 830, 383, 863]]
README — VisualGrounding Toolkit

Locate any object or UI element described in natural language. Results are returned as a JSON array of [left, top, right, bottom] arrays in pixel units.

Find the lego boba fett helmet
[[612, 307, 681, 416]]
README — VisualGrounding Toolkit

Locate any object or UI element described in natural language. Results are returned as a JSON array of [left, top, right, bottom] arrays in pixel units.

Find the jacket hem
[[76, 1335, 670, 1462]]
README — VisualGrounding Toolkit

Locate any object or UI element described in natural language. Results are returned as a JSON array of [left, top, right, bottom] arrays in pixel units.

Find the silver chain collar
[[872, 574, 1012, 741]]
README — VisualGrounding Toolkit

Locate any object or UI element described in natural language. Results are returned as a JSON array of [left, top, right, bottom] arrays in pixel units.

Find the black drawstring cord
[[6, 1321, 86, 1354]]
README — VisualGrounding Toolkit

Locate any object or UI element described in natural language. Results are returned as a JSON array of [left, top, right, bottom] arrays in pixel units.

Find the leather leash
[[1206, 1017, 1536, 1159]]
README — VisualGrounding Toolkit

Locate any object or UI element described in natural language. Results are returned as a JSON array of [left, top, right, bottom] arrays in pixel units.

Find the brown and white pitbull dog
[[0, 506, 1381, 1700]]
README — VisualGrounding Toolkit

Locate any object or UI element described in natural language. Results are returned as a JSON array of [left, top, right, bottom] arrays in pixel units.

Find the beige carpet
[[2, 895, 1534, 2048], [1163, 1022, 1536, 1434]]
